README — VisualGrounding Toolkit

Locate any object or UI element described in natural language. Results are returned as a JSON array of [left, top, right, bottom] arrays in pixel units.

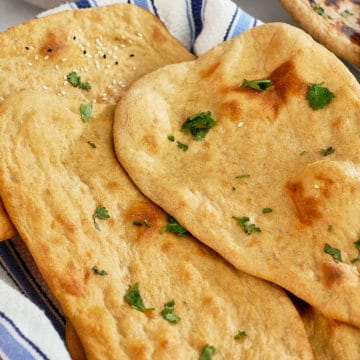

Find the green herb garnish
[[143, 219, 151, 228], [87, 141, 96, 148], [341, 9, 353, 17], [235, 174, 250, 179], [306, 83, 335, 110], [320, 146, 335, 156], [161, 300, 181, 323], [299, 150, 307, 156], [92, 205, 110, 231], [241, 79, 273, 91], [133, 221, 143, 226], [262, 208, 273, 214], [80, 102, 93, 122], [354, 239, 360, 250], [312, 5, 325, 15], [177, 141, 189, 151], [124, 282, 154, 312], [181, 111, 216, 141], [168, 135, 175, 142], [327, 224, 333, 232], [351, 257, 360, 263], [324, 243, 342, 263], [160, 216, 188, 237], [67, 71, 91, 91], [199, 344, 216, 360], [91, 265, 108, 276], [232, 216, 261, 235], [234, 330, 247, 340]]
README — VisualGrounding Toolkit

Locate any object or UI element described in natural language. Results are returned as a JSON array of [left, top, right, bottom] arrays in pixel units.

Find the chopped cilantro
[[133, 221, 143, 226], [312, 5, 325, 15], [241, 79, 273, 91], [232, 216, 261, 235], [168, 135, 175, 142], [299, 150, 307, 156], [262, 208, 272, 214], [306, 83, 335, 110], [87, 141, 96, 148], [235, 174, 250, 179], [327, 224, 333, 232], [324, 243, 342, 263], [234, 330, 247, 340], [341, 9, 353, 17], [199, 344, 216, 360], [160, 216, 188, 237], [124, 282, 154, 312], [181, 111, 216, 141], [80, 102, 93, 122], [161, 300, 181, 323], [354, 239, 360, 250], [67, 71, 91, 91], [177, 141, 189, 151], [321, 146, 335, 156], [92, 265, 108, 276], [351, 257, 360, 263], [143, 219, 151, 228], [92, 205, 110, 231]]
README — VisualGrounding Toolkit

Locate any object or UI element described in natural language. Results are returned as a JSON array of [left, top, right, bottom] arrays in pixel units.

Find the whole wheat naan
[[0, 90, 313, 359], [114, 22, 360, 327], [0, 4, 193, 241]]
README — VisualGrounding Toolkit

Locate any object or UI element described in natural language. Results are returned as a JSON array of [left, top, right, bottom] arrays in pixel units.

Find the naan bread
[[296, 302, 360, 359], [0, 3, 193, 241], [114, 22, 360, 327], [279, 0, 360, 67], [0, 90, 313, 359]]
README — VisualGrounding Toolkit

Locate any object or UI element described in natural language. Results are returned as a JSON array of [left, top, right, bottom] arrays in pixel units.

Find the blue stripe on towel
[[0, 241, 65, 338], [149, 0, 159, 18], [134, 0, 150, 10], [223, 7, 238, 41], [75, 0, 92, 8], [0, 311, 49, 360], [185, 0, 195, 49], [231, 10, 253, 38], [191, 0, 204, 40]]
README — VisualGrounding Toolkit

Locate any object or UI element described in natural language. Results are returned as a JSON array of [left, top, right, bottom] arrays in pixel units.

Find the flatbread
[[279, 0, 360, 67], [294, 301, 360, 359], [113, 22, 360, 327], [65, 321, 87, 360], [0, 3, 193, 241], [0, 90, 313, 359]]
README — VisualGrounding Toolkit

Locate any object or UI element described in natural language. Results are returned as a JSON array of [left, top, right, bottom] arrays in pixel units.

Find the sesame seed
[[83, 50, 87, 55], [237, 121, 244, 127], [28, 62, 33, 66], [95, 60, 100, 70], [120, 84, 126, 88], [64, 81, 68, 86], [55, 64, 59, 70], [35, 55, 39, 60], [0, 96, 4, 101], [314, 184, 320, 189], [136, 32, 143, 38], [112, 79, 117, 85], [114, 61, 118, 65], [25, 46, 29, 50], [108, 50, 112, 55], [42, 85, 49, 90], [132, 66, 137, 71], [103, 54, 106, 59], [61, 58, 67, 62], [128, 39, 133, 44], [73, 36, 77, 40], [106, 64, 111, 69], [44, 55, 49, 60], [120, 44, 126, 48], [60, 90, 66, 96]]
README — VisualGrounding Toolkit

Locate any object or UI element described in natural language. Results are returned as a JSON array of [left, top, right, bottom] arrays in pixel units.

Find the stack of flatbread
[[0, 4, 358, 359]]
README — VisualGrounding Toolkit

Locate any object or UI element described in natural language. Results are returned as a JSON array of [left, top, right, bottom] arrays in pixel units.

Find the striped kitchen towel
[[0, 0, 260, 359]]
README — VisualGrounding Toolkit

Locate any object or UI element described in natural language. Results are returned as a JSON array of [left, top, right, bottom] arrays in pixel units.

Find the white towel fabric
[[0, 1, 260, 358]]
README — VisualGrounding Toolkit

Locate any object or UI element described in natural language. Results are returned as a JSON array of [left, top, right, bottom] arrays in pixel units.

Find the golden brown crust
[[114, 23, 360, 327], [0, 3, 194, 241], [279, 0, 360, 67], [66, 321, 87, 360]]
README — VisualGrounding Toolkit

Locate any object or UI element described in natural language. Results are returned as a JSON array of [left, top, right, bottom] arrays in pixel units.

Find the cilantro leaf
[[232, 216, 261, 235], [133, 220, 143, 226], [168, 135, 175, 142], [143, 219, 151, 228], [354, 239, 360, 250], [262, 208, 272, 214], [341, 9, 353, 17], [177, 141, 188, 151], [160, 216, 188, 237], [351, 257, 360, 263], [161, 300, 181, 323], [235, 174, 250, 179], [320, 147, 335, 156], [324, 243, 342, 263], [87, 141, 96, 148], [124, 282, 154, 312], [92, 265, 108, 276], [67, 71, 91, 91], [181, 111, 216, 141], [234, 330, 247, 340], [306, 83, 335, 110], [312, 5, 325, 15], [199, 344, 216, 360], [327, 224, 333, 232], [80, 102, 93, 122], [92, 205, 110, 231], [241, 79, 273, 91]]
